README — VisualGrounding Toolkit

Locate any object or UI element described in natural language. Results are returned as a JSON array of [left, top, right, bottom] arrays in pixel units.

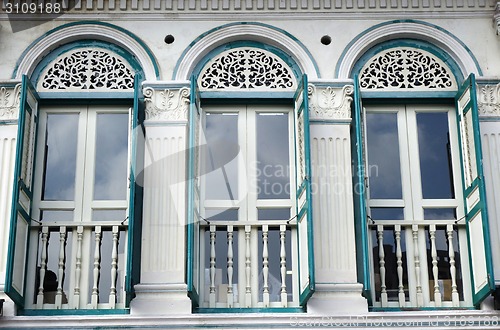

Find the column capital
[[308, 83, 353, 122], [143, 82, 190, 122]]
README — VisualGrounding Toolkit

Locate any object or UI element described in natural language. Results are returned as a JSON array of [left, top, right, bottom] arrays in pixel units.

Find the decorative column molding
[[307, 80, 367, 314], [144, 86, 190, 122], [477, 83, 500, 117], [494, 2, 500, 35], [308, 83, 353, 121], [0, 83, 21, 122], [131, 82, 192, 315]]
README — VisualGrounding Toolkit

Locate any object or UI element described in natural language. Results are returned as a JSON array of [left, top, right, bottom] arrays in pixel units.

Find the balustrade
[[370, 221, 465, 308], [31, 222, 127, 310], [201, 221, 294, 308]]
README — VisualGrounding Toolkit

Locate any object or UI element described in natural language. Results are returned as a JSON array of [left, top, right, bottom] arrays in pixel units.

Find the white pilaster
[[130, 83, 192, 315], [0, 82, 21, 316], [307, 82, 368, 314]]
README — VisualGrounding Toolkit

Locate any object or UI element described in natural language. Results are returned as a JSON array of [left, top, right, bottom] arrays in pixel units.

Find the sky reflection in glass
[[366, 112, 402, 199], [42, 113, 79, 201], [94, 113, 128, 200]]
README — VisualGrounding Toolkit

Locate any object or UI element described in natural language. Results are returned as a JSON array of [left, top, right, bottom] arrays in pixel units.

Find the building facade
[[2, 0, 500, 328]]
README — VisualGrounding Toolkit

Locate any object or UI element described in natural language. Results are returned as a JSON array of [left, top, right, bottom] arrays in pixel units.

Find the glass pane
[[42, 114, 79, 201], [416, 112, 455, 199], [257, 113, 290, 200], [40, 210, 73, 222], [366, 113, 402, 199], [424, 208, 457, 220], [94, 113, 129, 200], [258, 208, 290, 221], [204, 113, 239, 200], [370, 208, 404, 220], [205, 208, 238, 221], [92, 209, 127, 222]]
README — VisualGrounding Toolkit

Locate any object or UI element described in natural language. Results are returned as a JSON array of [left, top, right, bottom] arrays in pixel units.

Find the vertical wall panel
[[481, 122, 500, 281], [0, 126, 18, 287]]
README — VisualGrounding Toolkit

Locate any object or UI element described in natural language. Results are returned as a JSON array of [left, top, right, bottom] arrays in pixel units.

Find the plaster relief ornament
[[199, 47, 296, 90], [0, 84, 22, 120], [40, 48, 134, 91]]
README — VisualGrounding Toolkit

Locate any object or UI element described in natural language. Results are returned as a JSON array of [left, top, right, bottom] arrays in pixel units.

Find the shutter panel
[[294, 74, 315, 306], [5, 75, 39, 307], [187, 75, 201, 307], [125, 75, 144, 306], [351, 75, 372, 303], [456, 73, 495, 306]]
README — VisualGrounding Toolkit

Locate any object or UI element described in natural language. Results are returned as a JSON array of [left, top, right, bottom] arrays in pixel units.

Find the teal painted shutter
[[125, 75, 144, 306], [455, 73, 495, 306], [5, 75, 39, 307], [351, 75, 372, 303], [294, 74, 315, 306], [187, 75, 201, 307]]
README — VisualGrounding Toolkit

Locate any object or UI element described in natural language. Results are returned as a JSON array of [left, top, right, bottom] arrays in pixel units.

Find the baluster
[[430, 224, 442, 307], [37, 226, 49, 308], [262, 225, 269, 307], [447, 224, 460, 306], [209, 225, 216, 307], [377, 225, 388, 307], [55, 226, 67, 308], [91, 226, 102, 308], [412, 224, 423, 307], [73, 226, 83, 309], [245, 225, 251, 308], [108, 226, 119, 309], [394, 225, 405, 307], [227, 225, 234, 308], [279, 225, 287, 307]]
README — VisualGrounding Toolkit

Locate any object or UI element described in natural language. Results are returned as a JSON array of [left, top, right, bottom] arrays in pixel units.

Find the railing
[[369, 221, 465, 308], [30, 222, 127, 310], [200, 221, 295, 308]]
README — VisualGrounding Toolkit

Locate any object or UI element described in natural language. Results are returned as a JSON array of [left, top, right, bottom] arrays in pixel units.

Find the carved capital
[[495, 2, 500, 35], [477, 83, 500, 117], [0, 83, 21, 121], [308, 84, 353, 120], [144, 87, 190, 121]]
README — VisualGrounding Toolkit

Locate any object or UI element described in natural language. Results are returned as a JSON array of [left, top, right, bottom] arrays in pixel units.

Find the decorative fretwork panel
[[199, 48, 296, 90], [39, 48, 135, 91], [359, 48, 456, 91]]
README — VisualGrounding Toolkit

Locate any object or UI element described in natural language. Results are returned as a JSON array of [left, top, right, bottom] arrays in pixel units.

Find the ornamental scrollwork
[[39, 48, 135, 91], [308, 84, 354, 120], [0, 83, 21, 120], [477, 83, 500, 117], [144, 87, 190, 121], [359, 48, 456, 90], [199, 48, 296, 90]]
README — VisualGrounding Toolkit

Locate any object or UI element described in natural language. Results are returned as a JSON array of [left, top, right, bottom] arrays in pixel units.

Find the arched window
[[351, 42, 494, 309], [5, 42, 144, 312], [186, 44, 314, 311]]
